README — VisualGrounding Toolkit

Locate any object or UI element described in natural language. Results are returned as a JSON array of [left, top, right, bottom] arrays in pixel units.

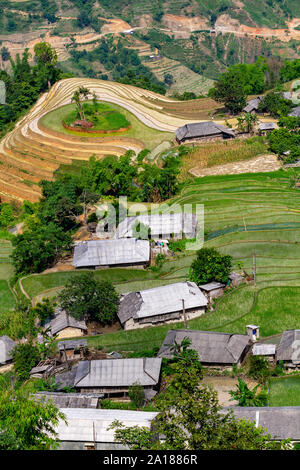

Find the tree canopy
[[189, 247, 232, 285]]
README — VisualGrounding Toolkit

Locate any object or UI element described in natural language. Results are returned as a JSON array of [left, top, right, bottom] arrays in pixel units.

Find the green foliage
[[32, 297, 56, 323], [128, 382, 145, 408], [189, 247, 232, 285], [0, 385, 65, 450], [229, 377, 268, 407], [0, 203, 14, 228], [11, 342, 41, 382], [58, 272, 119, 324], [209, 66, 247, 114], [11, 222, 72, 275], [258, 92, 294, 118], [248, 355, 272, 384]]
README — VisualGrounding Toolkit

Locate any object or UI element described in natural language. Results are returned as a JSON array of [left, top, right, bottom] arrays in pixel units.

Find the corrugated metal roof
[[118, 281, 207, 324], [289, 106, 300, 117], [199, 282, 225, 292], [114, 213, 197, 239], [258, 122, 277, 130], [73, 238, 150, 267], [0, 335, 16, 364], [224, 406, 300, 440], [243, 96, 263, 113], [56, 408, 159, 443], [158, 329, 250, 364], [58, 339, 88, 351], [34, 392, 104, 408], [74, 358, 162, 388], [44, 308, 87, 337], [175, 121, 235, 141], [277, 330, 300, 362], [252, 343, 276, 356]]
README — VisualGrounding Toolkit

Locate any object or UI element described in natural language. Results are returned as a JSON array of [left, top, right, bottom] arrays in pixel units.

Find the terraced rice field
[[17, 171, 300, 351], [0, 77, 220, 203]]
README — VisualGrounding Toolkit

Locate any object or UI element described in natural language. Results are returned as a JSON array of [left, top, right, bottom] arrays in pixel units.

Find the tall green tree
[[189, 247, 232, 285], [58, 272, 119, 324]]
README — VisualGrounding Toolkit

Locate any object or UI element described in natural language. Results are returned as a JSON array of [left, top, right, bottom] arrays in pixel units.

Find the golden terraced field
[[0, 78, 220, 202]]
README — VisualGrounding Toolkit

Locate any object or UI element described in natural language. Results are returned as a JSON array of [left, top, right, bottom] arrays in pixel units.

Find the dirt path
[[190, 154, 281, 177]]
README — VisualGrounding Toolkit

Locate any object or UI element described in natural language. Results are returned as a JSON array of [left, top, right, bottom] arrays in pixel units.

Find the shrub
[[128, 382, 145, 408]]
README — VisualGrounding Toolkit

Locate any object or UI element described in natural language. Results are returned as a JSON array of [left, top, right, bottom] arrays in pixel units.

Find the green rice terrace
[[9, 168, 300, 354], [268, 376, 300, 407]]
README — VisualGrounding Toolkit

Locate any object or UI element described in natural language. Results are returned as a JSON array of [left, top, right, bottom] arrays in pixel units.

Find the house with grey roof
[[34, 391, 104, 409], [114, 213, 197, 241], [175, 121, 235, 144], [252, 343, 276, 361], [243, 96, 264, 113], [0, 335, 16, 366], [118, 281, 208, 330], [277, 330, 300, 368], [289, 106, 300, 118], [225, 406, 300, 443], [73, 358, 162, 397], [258, 122, 277, 135], [158, 329, 251, 367], [55, 408, 159, 450], [44, 308, 87, 340], [73, 238, 150, 269]]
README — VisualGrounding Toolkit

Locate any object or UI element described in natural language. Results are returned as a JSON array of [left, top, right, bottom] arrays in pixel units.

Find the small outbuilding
[[118, 281, 208, 330], [175, 121, 235, 144], [58, 339, 88, 361], [114, 213, 198, 240], [199, 282, 225, 300], [258, 122, 277, 135], [44, 308, 87, 340], [55, 408, 159, 450], [158, 329, 251, 368], [252, 343, 276, 362], [73, 238, 150, 269], [73, 358, 162, 397], [0, 335, 16, 366]]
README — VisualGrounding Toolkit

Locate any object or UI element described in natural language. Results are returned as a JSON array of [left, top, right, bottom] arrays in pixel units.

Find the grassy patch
[[0, 280, 15, 313], [64, 102, 130, 131], [268, 376, 300, 406]]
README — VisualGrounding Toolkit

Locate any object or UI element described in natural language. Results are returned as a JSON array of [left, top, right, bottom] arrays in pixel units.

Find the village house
[[118, 281, 208, 330], [114, 212, 198, 240], [34, 391, 104, 409], [44, 308, 87, 340], [258, 122, 277, 136], [55, 408, 159, 450], [243, 96, 263, 113], [0, 335, 16, 366], [158, 329, 251, 368], [73, 238, 150, 269], [277, 330, 300, 369], [175, 121, 235, 145], [226, 406, 300, 443], [73, 357, 162, 398], [58, 339, 88, 362]]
